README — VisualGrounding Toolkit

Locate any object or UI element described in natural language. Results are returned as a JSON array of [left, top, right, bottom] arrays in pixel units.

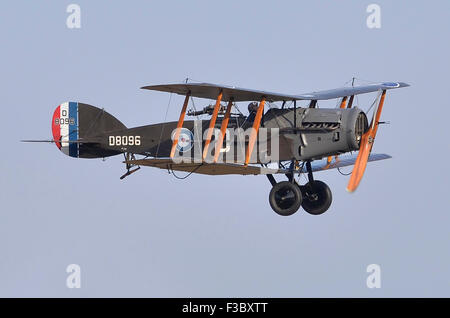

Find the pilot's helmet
[[248, 102, 258, 113]]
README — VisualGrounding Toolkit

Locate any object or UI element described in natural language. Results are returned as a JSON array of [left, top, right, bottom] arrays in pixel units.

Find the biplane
[[24, 81, 409, 216]]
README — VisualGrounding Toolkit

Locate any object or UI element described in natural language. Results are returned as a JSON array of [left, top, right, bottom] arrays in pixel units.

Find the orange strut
[[245, 97, 266, 166], [213, 100, 233, 163], [339, 96, 348, 109], [202, 91, 223, 160], [371, 90, 387, 136], [170, 92, 191, 158], [348, 95, 354, 108]]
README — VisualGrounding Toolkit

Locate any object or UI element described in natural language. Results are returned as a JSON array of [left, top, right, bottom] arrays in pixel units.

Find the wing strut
[[170, 92, 191, 158], [202, 91, 223, 160], [213, 99, 233, 163], [245, 97, 266, 166], [348, 95, 354, 108], [339, 96, 348, 108]]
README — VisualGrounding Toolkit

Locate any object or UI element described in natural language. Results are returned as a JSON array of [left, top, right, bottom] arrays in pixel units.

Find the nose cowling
[[354, 111, 369, 148]]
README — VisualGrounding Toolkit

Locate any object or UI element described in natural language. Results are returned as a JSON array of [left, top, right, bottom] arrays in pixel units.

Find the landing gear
[[300, 181, 332, 215], [300, 161, 332, 215], [267, 160, 333, 216], [269, 181, 302, 216]]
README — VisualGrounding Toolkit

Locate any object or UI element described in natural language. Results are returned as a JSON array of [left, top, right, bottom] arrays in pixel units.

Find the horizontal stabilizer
[[20, 139, 99, 144], [21, 138, 99, 144]]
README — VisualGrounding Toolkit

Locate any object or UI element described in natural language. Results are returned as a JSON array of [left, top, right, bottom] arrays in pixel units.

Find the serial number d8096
[[55, 118, 75, 125], [109, 136, 141, 146]]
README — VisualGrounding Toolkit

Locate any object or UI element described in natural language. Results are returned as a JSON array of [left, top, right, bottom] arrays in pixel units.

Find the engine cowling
[[298, 107, 368, 160], [347, 109, 369, 150], [263, 107, 369, 161]]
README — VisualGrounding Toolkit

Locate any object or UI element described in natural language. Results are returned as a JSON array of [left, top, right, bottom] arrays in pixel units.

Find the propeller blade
[[346, 90, 386, 192]]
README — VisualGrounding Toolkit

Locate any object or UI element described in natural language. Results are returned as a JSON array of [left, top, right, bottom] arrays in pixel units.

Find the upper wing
[[298, 82, 409, 100], [141, 82, 409, 102], [141, 83, 301, 102]]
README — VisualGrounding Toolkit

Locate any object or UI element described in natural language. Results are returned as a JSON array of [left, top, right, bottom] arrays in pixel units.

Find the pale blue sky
[[0, 0, 449, 297]]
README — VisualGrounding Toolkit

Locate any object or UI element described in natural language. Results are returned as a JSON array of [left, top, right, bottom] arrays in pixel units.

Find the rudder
[[52, 102, 127, 158]]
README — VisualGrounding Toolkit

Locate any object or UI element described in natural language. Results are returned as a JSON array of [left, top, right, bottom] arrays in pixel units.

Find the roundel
[[171, 128, 194, 152], [382, 82, 400, 88]]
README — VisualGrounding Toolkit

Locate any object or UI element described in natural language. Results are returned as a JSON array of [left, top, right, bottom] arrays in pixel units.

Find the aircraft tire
[[301, 180, 332, 215], [269, 181, 302, 216]]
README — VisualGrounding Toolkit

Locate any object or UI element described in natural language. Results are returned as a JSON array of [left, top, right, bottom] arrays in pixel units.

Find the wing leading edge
[[141, 82, 409, 102]]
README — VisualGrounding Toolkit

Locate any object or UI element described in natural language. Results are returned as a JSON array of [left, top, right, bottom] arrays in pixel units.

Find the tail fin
[[52, 102, 126, 158]]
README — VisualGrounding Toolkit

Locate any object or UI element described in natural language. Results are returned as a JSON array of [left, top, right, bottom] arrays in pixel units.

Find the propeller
[[346, 90, 387, 192]]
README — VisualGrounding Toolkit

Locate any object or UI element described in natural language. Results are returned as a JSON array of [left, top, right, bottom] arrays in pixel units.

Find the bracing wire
[[337, 166, 353, 176], [155, 93, 172, 157], [233, 103, 244, 116], [365, 90, 382, 115], [190, 96, 200, 120], [170, 164, 203, 179]]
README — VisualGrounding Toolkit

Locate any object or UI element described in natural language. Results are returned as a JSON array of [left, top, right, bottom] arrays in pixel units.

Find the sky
[[0, 0, 449, 297]]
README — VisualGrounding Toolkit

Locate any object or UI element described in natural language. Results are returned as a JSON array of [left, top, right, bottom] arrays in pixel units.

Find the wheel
[[301, 180, 332, 215], [269, 181, 302, 216]]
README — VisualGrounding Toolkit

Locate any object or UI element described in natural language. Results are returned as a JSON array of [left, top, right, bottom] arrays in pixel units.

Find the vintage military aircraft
[[24, 81, 409, 216]]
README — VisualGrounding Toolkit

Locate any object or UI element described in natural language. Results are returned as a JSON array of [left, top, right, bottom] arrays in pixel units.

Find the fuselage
[[79, 107, 367, 163]]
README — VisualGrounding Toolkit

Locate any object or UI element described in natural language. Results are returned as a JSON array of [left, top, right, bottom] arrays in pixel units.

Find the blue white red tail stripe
[[51, 102, 79, 158], [69, 102, 79, 157]]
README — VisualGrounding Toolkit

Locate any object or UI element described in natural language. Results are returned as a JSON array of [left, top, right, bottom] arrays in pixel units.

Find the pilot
[[247, 102, 258, 122]]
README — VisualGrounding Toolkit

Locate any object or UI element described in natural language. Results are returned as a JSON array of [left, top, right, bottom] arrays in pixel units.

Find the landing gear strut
[[120, 152, 140, 180]]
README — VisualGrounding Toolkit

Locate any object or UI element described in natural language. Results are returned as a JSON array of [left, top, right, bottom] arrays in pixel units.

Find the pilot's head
[[248, 102, 258, 113]]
